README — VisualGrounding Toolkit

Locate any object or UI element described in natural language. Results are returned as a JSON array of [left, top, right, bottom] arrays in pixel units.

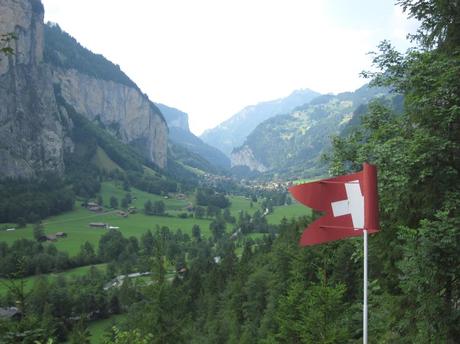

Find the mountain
[[231, 85, 392, 178], [200, 89, 320, 156], [0, 0, 168, 179], [157, 103, 231, 170]]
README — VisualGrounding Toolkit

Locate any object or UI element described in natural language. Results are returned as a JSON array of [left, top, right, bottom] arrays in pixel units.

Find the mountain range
[[230, 85, 396, 178], [156, 103, 230, 170], [200, 89, 320, 156]]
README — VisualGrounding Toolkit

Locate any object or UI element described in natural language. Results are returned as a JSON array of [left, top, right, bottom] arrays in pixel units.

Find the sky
[[41, 0, 418, 135]]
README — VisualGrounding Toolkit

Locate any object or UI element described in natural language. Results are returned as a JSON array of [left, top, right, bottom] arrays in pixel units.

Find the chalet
[[46, 234, 57, 241], [88, 206, 103, 212], [0, 307, 21, 320], [55, 232, 67, 238], [89, 223, 108, 228], [176, 193, 187, 200]]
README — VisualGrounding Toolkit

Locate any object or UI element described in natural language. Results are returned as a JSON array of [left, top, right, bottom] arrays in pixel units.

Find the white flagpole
[[363, 229, 368, 344]]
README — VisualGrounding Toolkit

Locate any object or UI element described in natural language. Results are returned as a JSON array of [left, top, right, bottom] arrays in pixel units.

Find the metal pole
[[363, 229, 368, 344]]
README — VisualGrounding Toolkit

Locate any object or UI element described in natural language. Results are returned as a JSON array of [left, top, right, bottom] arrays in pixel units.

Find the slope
[[200, 89, 320, 156], [157, 103, 231, 170], [231, 84, 391, 178]]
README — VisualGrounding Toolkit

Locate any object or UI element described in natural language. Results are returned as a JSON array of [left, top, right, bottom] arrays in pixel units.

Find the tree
[[152, 201, 165, 216], [144, 200, 153, 215], [33, 223, 45, 241], [110, 196, 119, 209], [194, 206, 205, 219], [192, 224, 201, 241]]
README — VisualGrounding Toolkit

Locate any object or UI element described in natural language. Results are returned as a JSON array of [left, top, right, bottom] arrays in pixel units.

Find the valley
[[1, 0, 459, 343]]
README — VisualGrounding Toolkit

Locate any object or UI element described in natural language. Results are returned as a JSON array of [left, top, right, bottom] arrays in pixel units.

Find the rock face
[[231, 146, 268, 172], [0, 0, 168, 178], [158, 102, 230, 169], [0, 0, 70, 178], [156, 103, 189, 131], [54, 68, 167, 168]]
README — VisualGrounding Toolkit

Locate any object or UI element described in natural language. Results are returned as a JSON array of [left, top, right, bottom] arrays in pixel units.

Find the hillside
[[200, 89, 320, 156], [231, 84, 390, 178], [158, 103, 231, 170]]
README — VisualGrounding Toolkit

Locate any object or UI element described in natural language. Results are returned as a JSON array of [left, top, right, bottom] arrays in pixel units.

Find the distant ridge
[[200, 89, 320, 156]]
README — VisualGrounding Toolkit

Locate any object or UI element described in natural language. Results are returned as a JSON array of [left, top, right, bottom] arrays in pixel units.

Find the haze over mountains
[[200, 89, 320, 156]]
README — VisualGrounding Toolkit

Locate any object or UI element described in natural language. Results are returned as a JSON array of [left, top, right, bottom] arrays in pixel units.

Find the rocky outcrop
[[53, 68, 167, 168], [156, 103, 189, 131], [0, 0, 70, 178], [231, 145, 268, 172], [0, 0, 168, 179]]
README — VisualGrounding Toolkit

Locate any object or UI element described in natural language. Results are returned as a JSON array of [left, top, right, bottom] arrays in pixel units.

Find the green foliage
[[103, 327, 154, 344], [44, 24, 139, 90], [326, 5, 460, 340], [0, 32, 17, 59], [0, 176, 74, 223]]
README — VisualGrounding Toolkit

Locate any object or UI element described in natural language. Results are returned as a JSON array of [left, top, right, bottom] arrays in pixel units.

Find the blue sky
[[42, 0, 418, 135]]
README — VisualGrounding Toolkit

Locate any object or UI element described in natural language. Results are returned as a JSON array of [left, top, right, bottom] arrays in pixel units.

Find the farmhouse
[[89, 223, 108, 228]]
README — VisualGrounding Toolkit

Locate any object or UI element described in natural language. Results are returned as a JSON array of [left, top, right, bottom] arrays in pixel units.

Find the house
[[38, 234, 57, 242], [176, 193, 187, 200], [89, 223, 108, 228], [0, 307, 21, 320], [46, 234, 57, 242], [88, 206, 103, 212], [55, 232, 67, 238]]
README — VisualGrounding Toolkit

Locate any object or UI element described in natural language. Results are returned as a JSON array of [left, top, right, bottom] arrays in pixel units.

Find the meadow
[[0, 182, 310, 257]]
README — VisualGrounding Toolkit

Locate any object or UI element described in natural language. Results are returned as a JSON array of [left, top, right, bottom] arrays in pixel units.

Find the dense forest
[[0, 0, 459, 343]]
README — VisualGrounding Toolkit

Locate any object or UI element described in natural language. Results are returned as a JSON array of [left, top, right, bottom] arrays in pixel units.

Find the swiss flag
[[289, 163, 379, 246]]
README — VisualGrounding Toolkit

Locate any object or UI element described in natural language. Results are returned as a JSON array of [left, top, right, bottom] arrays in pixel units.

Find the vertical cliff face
[[0, 0, 70, 178], [0, 0, 168, 178], [53, 68, 168, 168]]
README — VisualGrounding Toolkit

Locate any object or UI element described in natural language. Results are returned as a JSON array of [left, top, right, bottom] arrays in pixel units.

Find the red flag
[[289, 163, 379, 246]]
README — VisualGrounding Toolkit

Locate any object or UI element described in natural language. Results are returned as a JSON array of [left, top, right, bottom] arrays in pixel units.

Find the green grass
[[266, 202, 311, 224], [88, 314, 127, 343], [0, 182, 309, 258], [228, 195, 258, 217], [0, 263, 107, 296], [91, 146, 123, 173]]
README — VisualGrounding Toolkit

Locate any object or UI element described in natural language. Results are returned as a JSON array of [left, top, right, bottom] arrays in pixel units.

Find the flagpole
[[363, 229, 368, 344]]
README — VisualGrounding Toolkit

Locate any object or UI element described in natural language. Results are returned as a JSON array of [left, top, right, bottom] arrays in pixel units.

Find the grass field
[[0, 182, 311, 257], [267, 203, 311, 224], [0, 263, 107, 296]]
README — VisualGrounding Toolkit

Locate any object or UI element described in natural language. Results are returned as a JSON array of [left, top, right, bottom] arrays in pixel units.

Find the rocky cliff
[[0, 0, 168, 179], [231, 146, 268, 172], [0, 0, 70, 178], [156, 103, 189, 131], [157, 102, 230, 169], [53, 68, 167, 168]]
